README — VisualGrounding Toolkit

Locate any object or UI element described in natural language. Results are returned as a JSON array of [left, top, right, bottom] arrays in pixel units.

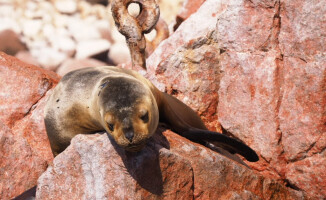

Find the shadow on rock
[[109, 126, 170, 195]]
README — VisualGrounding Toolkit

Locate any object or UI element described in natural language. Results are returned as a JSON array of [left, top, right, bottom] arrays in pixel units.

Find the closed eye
[[140, 111, 149, 123], [108, 123, 114, 131]]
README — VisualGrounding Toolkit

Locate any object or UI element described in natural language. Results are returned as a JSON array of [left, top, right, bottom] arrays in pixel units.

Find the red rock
[[146, 0, 225, 130], [0, 96, 53, 199], [36, 129, 300, 199], [285, 152, 326, 199], [0, 52, 59, 127], [36, 130, 194, 200], [56, 58, 107, 76], [177, 0, 206, 21], [217, 50, 282, 165], [0, 29, 27, 56], [278, 1, 326, 197], [279, 57, 325, 161], [0, 52, 58, 199], [0, 0, 323, 198], [216, 0, 278, 52], [279, 0, 326, 59], [143, 0, 325, 198]]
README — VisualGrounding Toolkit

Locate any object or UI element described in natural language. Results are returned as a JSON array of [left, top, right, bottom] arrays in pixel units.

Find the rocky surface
[[36, 129, 300, 200], [144, 0, 325, 199], [0, 52, 58, 199], [175, 0, 206, 30], [146, 0, 226, 130], [0, 0, 325, 199]]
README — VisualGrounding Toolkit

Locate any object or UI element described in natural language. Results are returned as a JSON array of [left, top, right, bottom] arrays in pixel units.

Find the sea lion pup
[[44, 66, 259, 162]]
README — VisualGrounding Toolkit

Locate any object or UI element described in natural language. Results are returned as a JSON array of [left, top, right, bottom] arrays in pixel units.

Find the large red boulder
[[146, 0, 225, 131], [0, 52, 59, 199], [143, 0, 325, 198], [36, 129, 300, 199]]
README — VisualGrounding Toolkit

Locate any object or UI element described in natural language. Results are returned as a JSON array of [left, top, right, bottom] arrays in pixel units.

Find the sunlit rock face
[[143, 0, 325, 198], [0, 52, 58, 199]]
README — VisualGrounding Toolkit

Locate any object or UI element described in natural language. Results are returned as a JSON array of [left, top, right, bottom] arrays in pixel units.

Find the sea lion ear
[[99, 81, 109, 89], [98, 81, 109, 96]]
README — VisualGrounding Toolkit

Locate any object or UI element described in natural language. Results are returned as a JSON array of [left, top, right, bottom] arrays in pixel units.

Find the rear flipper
[[180, 129, 259, 162]]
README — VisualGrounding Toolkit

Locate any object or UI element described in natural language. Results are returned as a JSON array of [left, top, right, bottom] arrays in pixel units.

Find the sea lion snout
[[123, 125, 134, 142], [125, 131, 134, 142]]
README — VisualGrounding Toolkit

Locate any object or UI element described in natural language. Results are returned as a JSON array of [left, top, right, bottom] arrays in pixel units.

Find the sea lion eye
[[140, 111, 149, 123], [108, 123, 114, 131]]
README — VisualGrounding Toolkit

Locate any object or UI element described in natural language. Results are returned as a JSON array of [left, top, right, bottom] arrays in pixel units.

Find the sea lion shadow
[[109, 128, 170, 195]]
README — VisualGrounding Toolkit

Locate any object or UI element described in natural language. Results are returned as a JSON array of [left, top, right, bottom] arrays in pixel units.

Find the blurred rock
[[0, 0, 112, 72], [0, 17, 21, 34], [0, 29, 27, 55], [108, 43, 131, 65], [75, 39, 111, 59], [31, 47, 68, 71], [145, 18, 169, 57], [177, 0, 206, 21], [174, 0, 206, 30], [67, 17, 102, 42], [52, 36, 76, 57], [15, 51, 41, 67], [56, 58, 107, 76], [36, 130, 299, 199], [110, 26, 126, 44], [21, 19, 43, 39], [0, 52, 58, 199], [157, 0, 185, 24], [94, 19, 112, 41], [54, 0, 77, 14]]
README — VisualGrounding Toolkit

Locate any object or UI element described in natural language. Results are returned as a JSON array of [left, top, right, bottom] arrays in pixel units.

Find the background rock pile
[[0, 0, 193, 75], [0, 0, 325, 199]]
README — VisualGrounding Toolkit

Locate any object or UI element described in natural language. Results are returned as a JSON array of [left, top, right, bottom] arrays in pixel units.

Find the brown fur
[[44, 66, 159, 156]]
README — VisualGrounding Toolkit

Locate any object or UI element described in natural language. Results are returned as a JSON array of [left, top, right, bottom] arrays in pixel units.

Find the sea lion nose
[[125, 131, 134, 142]]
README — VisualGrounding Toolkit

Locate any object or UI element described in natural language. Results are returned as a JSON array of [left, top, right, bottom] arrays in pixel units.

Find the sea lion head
[[98, 76, 159, 151]]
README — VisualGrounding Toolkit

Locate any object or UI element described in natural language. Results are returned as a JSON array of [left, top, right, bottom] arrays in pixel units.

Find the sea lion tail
[[180, 129, 259, 162]]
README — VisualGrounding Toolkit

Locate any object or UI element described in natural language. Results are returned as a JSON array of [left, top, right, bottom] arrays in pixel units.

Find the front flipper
[[181, 129, 259, 162]]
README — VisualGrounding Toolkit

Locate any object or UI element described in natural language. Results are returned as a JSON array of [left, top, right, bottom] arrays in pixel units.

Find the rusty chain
[[111, 0, 160, 69]]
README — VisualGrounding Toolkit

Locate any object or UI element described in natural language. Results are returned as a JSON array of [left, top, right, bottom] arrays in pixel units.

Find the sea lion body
[[45, 66, 258, 162], [45, 66, 160, 155]]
